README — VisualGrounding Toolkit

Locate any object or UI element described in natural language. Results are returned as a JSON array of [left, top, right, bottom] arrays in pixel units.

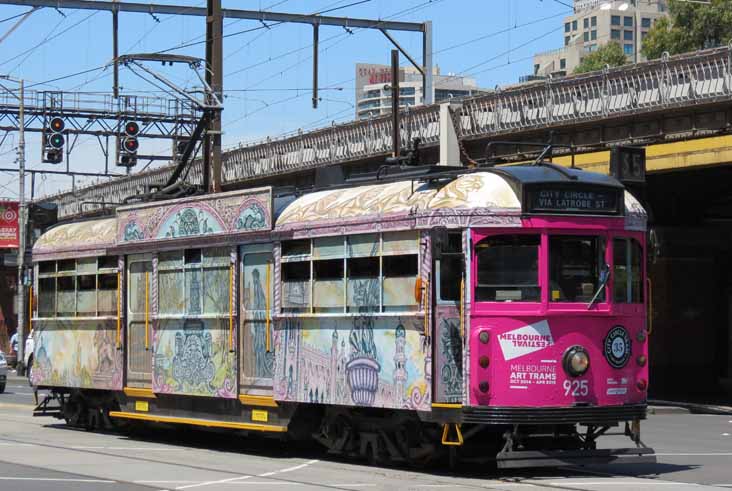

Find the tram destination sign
[[525, 185, 622, 215]]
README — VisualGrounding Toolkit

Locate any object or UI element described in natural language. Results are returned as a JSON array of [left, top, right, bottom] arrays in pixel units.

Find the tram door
[[240, 245, 275, 395], [432, 231, 465, 404], [126, 254, 153, 388]]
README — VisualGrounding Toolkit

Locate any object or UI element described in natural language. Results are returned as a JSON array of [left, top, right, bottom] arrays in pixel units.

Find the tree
[[574, 42, 628, 74], [641, 0, 732, 60]]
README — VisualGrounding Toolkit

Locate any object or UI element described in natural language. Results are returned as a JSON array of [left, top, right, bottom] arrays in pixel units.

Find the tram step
[[496, 447, 656, 469]]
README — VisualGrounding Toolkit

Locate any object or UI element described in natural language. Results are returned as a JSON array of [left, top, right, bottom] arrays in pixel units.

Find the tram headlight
[[563, 346, 590, 377]]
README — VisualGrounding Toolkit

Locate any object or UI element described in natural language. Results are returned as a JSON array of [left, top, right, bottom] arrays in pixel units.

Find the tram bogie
[[29, 163, 654, 468]]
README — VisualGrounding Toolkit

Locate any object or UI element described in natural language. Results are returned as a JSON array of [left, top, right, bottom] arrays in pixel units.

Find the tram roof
[[33, 217, 117, 260], [276, 171, 521, 226]]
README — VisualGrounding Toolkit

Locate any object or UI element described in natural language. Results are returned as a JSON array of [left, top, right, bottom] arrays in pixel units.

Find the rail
[[38, 45, 732, 219]]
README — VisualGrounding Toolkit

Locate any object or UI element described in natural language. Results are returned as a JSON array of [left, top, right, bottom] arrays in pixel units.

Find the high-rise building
[[530, 0, 668, 78], [355, 64, 485, 120]]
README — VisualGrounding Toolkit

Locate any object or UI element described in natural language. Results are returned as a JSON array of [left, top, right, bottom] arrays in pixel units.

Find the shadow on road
[[37, 420, 698, 481]]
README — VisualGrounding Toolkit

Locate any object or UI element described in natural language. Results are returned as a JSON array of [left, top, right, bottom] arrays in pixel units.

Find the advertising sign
[[0, 201, 19, 248]]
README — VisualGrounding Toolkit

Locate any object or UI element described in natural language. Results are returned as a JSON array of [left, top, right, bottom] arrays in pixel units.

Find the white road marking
[[329, 486, 376, 488], [0, 477, 116, 483], [176, 475, 254, 489], [71, 446, 171, 451], [222, 483, 302, 485], [547, 482, 699, 486], [175, 459, 319, 490], [0, 442, 33, 446], [329, 485, 375, 488], [136, 481, 203, 484], [655, 452, 732, 456]]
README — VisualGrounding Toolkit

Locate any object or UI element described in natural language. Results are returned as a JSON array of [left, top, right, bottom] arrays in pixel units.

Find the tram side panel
[[31, 256, 124, 391], [272, 231, 433, 411]]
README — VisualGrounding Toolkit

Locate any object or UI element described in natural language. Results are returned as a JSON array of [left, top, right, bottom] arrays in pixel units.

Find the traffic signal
[[117, 121, 140, 168], [42, 117, 65, 164]]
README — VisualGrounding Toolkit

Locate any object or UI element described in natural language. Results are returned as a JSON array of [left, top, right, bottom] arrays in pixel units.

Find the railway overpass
[[36, 44, 732, 402]]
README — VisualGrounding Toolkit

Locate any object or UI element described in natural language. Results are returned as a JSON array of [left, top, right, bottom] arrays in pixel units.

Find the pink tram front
[[29, 162, 653, 468]]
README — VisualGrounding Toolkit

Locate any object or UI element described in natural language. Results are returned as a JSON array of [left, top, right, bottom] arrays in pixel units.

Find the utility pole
[[0, 76, 28, 373], [11, 79, 27, 375], [205, 0, 223, 193]]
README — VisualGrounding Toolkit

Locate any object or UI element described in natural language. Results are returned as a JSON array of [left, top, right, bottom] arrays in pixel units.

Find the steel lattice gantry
[[0, 89, 200, 139]]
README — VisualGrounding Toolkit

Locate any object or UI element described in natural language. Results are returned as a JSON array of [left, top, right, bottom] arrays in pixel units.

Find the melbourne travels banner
[[0, 201, 19, 248]]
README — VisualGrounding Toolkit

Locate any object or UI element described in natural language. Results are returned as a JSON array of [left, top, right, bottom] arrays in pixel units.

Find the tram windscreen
[[475, 235, 540, 302], [549, 235, 606, 302]]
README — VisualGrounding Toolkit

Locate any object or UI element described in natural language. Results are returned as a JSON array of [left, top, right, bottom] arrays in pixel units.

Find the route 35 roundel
[[604, 326, 631, 369]]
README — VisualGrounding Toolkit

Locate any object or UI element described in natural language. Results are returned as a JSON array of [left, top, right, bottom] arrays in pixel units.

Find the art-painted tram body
[[29, 164, 653, 468]]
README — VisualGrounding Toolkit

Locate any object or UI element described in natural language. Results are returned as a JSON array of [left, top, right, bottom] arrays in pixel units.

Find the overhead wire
[[0, 8, 41, 24], [153, 0, 372, 55], [458, 24, 564, 77], [4, 11, 101, 72]]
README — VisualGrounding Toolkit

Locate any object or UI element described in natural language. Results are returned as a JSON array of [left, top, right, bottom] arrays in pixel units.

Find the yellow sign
[[135, 400, 149, 412], [251, 409, 268, 422]]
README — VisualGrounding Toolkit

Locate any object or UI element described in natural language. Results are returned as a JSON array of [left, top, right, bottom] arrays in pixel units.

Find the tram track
[[0, 429, 636, 491], [0, 411, 696, 491]]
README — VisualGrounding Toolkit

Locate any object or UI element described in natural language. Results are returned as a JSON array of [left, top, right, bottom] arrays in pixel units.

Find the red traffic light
[[125, 121, 140, 137], [123, 137, 139, 153], [49, 117, 65, 133]]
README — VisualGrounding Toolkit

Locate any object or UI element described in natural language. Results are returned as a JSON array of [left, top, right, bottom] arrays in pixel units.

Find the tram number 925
[[563, 380, 589, 396]]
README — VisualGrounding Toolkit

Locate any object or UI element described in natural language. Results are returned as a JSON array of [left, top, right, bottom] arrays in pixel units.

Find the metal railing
[[39, 45, 732, 219]]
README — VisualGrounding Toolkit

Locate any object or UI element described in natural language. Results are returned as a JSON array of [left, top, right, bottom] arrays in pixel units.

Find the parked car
[[0, 351, 7, 393]]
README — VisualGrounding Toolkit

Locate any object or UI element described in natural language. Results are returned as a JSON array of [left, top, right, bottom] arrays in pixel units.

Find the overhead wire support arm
[[0, 0, 425, 31], [379, 28, 423, 76]]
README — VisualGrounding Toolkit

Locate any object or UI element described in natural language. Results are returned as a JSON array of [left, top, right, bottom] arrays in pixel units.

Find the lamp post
[[0, 75, 26, 375]]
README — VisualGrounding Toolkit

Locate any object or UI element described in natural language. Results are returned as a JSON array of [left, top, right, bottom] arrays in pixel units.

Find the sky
[[0, 0, 572, 199]]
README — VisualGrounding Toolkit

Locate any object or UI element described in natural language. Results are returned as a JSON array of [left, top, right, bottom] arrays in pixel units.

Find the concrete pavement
[[0, 385, 730, 490]]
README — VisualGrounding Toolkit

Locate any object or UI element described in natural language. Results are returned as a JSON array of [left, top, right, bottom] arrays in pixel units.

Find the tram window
[[475, 235, 540, 302], [347, 257, 379, 278], [314, 259, 344, 313], [282, 261, 311, 312], [76, 275, 97, 316], [57, 276, 76, 317], [98, 273, 118, 316], [347, 257, 379, 313], [439, 255, 463, 302], [438, 231, 463, 303], [383, 255, 418, 312], [202, 248, 230, 315], [98, 256, 118, 270], [282, 239, 311, 258], [613, 238, 643, 303], [184, 248, 202, 264], [130, 261, 152, 314], [57, 259, 76, 272], [38, 277, 55, 317], [158, 252, 183, 315], [549, 235, 606, 303], [39, 261, 56, 274], [77, 258, 97, 274]]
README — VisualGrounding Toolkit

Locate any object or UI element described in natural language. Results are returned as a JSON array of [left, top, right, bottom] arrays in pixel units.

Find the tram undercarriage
[[33, 388, 654, 469]]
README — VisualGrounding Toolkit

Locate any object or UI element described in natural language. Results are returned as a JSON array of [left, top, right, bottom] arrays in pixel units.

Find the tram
[[29, 160, 654, 468]]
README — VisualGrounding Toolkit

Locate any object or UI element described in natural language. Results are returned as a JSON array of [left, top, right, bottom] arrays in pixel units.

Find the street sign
[[0, 201, 19, 248]]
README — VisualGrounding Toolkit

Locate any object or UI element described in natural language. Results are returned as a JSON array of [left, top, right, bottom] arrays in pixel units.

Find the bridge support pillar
[[439, 103, 461, 166]]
